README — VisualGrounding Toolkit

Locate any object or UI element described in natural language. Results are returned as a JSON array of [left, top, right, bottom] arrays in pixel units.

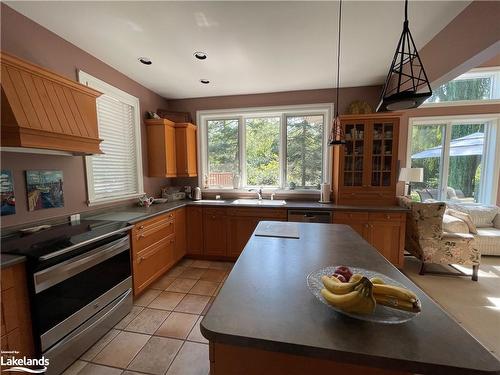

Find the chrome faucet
[[249, 188, 263, 200]]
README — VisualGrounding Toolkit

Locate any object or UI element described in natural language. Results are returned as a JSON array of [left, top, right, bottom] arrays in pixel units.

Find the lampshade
[[399, 167, 423, 182]]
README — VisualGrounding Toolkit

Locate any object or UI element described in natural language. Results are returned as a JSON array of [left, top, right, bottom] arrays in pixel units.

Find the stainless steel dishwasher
[[287, 210, 332, 223]]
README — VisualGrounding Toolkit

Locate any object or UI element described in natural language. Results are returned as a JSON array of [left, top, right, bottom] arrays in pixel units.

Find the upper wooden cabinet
[[145, 119, 198, 177], [332, 114, 400, 206], [145, 118, 177, 177], [0, 52, 103, 154], [175, 122, 198, 177]]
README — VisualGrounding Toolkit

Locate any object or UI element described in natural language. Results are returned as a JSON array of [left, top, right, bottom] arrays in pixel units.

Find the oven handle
[[34, 236, 130, 294]]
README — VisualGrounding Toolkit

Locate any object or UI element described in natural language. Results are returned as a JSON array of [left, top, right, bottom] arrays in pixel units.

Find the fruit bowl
[[307, 266, 421, 324]]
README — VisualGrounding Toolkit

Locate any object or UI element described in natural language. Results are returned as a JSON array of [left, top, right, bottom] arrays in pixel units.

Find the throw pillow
[[446, 209, 478, 234]]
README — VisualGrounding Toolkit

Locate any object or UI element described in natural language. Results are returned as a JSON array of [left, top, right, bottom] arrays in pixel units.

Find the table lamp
[[399, 167, 423, 196]]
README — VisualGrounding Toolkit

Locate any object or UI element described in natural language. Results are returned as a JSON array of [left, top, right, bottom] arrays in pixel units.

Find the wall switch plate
[[70, 214, 81, 224]]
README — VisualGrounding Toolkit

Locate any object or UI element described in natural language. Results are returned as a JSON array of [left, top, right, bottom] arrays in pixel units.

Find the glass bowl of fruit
[[307, 266, 421, 324]]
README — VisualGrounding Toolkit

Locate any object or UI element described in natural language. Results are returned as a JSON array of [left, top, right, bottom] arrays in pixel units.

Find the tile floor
[[64, 259, 234, 375]]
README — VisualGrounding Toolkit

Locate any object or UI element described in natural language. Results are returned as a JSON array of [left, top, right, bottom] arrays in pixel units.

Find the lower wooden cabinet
[[187, 206, 204, 255], [1, 263, 34, 356], [174, 207, 187, 262], [203, 208, 229, 256], [332, 211, 405, 267]]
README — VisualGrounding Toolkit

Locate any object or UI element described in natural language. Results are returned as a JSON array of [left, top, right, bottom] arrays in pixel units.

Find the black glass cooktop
[[1, 220, 130, 263]]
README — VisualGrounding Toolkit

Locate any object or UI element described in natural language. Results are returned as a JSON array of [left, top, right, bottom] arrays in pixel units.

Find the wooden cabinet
[[227, 208, 287, 258], [1, 263, 34, 356], [1, 52, 102, 154], [145, 119, 177, 177], [187, 206, 204, 255], [175, 123, 197, 177], [145, 120, 198, 178], [203, 208, 229, 256], [131, 212, 176, 294], [174, 207, 187, 262], [332, 114, 400, 206], [332, 211, 405, 267]]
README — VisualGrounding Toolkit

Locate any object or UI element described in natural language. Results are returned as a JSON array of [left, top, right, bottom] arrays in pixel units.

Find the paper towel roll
[[320, 183, 331, 203]]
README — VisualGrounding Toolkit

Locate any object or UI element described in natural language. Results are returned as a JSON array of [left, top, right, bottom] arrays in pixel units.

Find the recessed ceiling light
[[200, 79, 210, 84], [194, 52, 207, 60], [138, 57, 152, 65]]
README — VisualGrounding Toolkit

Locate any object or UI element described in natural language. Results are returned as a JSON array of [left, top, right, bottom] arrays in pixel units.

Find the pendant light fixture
[[376, 0, 432, 112], [329, 0, 345, 146]]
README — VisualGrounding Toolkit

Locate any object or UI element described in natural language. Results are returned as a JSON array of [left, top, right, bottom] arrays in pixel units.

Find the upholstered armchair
[[398, 197, 480, 281]]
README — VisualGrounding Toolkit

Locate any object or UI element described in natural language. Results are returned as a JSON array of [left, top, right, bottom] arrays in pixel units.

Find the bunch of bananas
[[320, 274, 421, 315]]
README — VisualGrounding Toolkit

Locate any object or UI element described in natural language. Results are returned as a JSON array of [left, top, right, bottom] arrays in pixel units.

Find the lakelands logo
[[1, 351, 49, 373]]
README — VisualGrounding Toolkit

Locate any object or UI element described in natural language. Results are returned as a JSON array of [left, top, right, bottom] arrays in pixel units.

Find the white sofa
[[443, 203, 500, 256]]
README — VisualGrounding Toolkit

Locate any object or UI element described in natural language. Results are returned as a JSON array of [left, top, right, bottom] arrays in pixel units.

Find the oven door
[[33, 235, 131, 352]]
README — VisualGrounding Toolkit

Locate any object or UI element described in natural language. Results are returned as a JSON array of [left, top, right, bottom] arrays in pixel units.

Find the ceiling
[[7, 1, 471, 99]]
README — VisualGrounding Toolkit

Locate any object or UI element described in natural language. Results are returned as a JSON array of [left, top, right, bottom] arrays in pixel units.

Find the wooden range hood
[[1, 52, 103, 155]]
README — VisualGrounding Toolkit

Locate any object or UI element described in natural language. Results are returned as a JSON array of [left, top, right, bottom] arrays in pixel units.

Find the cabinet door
[[369, 220, 403, 267], [187, 206, 203, 255], [174, 207, 187, 262], [203, 210, 228, 256], [165, 124, 177, 177], [341, 121, 369, 188], [175, 124, 198, 177], [228, 216, 259, 258], [332, 212, 370, 241], [186, 126, 198, 176], [369, 120, 398, 188]]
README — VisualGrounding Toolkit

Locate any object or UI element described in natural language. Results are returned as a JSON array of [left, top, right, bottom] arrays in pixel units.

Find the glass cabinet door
[[343, 123, 365, 186], [371, 122, 394, 187]]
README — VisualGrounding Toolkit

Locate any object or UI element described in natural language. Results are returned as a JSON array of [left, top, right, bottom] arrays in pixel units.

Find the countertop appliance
[[192, 187, 202, 200], [1, 220, 133, 375], [287, 210, 332, 223]]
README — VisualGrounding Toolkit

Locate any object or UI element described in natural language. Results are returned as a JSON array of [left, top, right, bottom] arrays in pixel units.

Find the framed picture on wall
[[26, 170, 64, 211], [1, 170, 16, 216]]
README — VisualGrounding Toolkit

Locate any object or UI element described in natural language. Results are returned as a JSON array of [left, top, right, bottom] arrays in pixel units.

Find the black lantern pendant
[[376, 0, 432, 112], [329, 0, 345, 146]]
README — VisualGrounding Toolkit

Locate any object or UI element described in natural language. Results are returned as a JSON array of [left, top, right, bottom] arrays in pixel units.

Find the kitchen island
[[200, 222, 500, 375]]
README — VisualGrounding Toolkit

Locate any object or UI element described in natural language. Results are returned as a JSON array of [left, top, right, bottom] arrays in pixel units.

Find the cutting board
[[254, 222, 300, 239]]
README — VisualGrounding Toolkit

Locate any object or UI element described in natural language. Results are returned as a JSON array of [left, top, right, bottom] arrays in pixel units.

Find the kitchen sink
[[232, 199, 286, 206]]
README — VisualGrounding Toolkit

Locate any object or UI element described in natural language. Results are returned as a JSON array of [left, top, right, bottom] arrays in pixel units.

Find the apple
[[334, 266, 353, 281], [332, 273, 347, 282]]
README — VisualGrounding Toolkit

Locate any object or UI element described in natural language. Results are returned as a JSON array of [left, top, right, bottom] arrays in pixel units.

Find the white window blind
[[79, 71, 144, 205]]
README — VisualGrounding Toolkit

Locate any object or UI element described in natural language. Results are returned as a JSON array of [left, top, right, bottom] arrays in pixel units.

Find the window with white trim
[[199, 104, 332, 191], [407, 115, 500, 205], [79, 71, 144, 205], [425, 67, 500, 105]]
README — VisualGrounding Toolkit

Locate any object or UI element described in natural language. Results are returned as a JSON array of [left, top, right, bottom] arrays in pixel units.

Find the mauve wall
[[0, 4, 170, 228]]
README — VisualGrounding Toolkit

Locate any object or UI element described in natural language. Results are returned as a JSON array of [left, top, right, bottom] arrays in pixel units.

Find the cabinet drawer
[[204, 207, 227, 216], [1, 267, 15, 291], [369, 212, 404, 222], [332, 211, 369, 222], [1, 288, 19, 334], [227, 207, 287, 219], [133, 235, 175, 293], [132, 215, 175, 252]]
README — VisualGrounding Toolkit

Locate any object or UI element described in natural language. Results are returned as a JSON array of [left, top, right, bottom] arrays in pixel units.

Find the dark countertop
[[200, 222, 500, 375], [85, 199, 408, 224], [1, 253, 26, 268]]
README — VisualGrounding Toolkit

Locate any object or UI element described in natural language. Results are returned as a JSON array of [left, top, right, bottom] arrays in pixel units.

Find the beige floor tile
[[166, 341, 209, 375], [155, 312, 198, 339], [133, 289, 162, 307], [164, 265, 187, 278], [93, 331, 150, 369], [80, 329, 120, 361], [191, 260, 212, 268], [148, 291, 185, 310], [178, 267, 207, 279], [122, 372, 145, 375], [78, 363, 122, 375], [114, 306, 144, 329], [62, 360, 88, 375], [150, 275, 176, 290], [187, 316, 208, 344], [127, 336, 183, 375], [208, 261, 234, 270], [200, 268, 226, 282], [201, 297, 215, 316], [174, 294, 210, 315], [189, 280, 219, 296], [166, 278, 198, 293], [125, 308, 170, 334], [177, 258, 194, 267]]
